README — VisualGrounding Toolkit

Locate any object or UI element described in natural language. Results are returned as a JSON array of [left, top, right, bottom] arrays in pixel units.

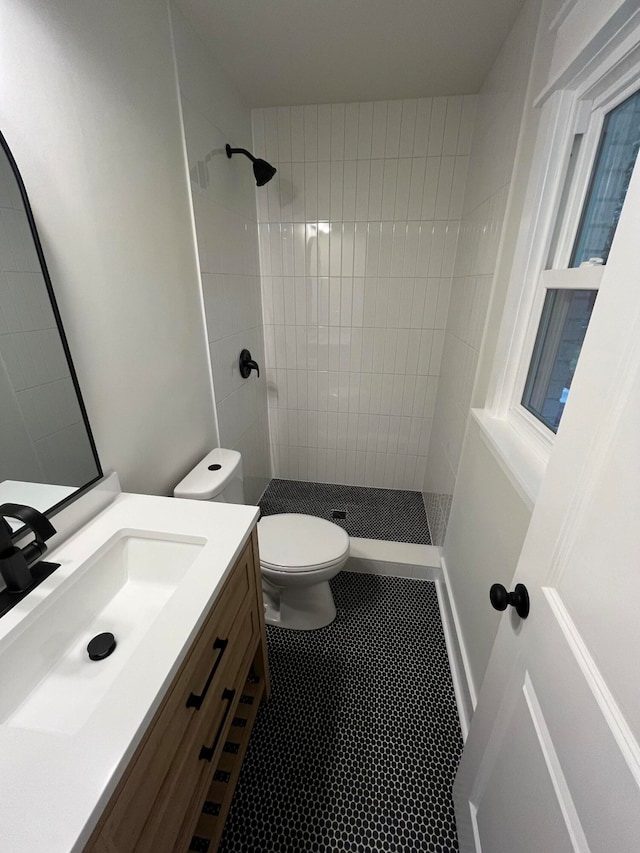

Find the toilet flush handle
[[239, 349, 260, 378]]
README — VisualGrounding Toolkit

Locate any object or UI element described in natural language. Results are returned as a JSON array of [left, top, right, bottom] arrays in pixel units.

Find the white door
[[453, 136, 640, 850]]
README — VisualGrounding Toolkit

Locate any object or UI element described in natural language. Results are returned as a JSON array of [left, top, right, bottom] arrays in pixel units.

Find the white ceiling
[[174, 0, 527, 108]]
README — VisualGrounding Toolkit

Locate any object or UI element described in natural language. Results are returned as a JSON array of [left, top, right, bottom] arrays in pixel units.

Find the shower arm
[[225, 145, 256, 162]]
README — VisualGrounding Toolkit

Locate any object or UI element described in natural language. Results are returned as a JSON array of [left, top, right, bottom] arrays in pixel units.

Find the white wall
[[0, 0, 216, 495], [444, 420, 532, 703], [427, 0, 543, 698], [254, 97, 475, 488], [171, 7, 271, 505], [423, 0, 541, 543], [437, 0, 632, 700]]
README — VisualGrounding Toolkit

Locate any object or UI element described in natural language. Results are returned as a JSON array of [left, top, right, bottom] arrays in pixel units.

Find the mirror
[[0, 131, 102, 530]]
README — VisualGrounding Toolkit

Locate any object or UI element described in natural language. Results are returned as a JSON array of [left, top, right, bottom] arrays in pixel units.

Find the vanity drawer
[[87, 536, 258, 852]]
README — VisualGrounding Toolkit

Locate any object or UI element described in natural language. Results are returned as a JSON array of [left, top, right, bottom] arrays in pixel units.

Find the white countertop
[[0, 492, 259, 852]]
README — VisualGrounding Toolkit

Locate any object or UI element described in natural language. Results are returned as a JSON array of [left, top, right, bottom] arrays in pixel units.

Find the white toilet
[[174, 448, 350, 630]]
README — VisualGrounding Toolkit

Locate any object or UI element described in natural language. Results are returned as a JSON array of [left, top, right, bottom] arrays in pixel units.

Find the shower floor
[[209, 572, 462, 852], [259, 479, 431, 545]]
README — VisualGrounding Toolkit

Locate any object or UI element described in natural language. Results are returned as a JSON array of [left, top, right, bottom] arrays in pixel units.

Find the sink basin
[[0, 530, 205, 735]]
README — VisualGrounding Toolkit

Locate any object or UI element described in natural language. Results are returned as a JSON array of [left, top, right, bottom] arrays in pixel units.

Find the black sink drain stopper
[[87, 632, 117, 661]]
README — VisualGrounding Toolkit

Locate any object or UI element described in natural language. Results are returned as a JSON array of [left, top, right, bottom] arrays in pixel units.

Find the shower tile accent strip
[[216, 572, 462, 852], [259, 478, 432, 544]]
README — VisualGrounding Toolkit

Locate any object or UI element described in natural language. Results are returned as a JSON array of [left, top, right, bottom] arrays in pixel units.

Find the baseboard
[[345, 537, 442, 580], [439, 555, 476, 739], [343, 540, 474, 740]]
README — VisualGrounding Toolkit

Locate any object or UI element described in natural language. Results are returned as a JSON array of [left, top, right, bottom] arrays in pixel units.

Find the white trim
[[552, 54, 640, 267], [509, 266, 603, 450], [488, 90, 578, 418], [522, 673, 590, 852], [551, 110, 602, 267], [481, 17, 640, 501], [539, 267, 604, 289], [441, 554, 478, 711], [436, 579, 471, 741], [471, 409, 544, 509], [343, 543, 473, 739], [469, 802, 482, 853], [544, 587, 640, 787], [347, 536, 440, 568], [507, 404, 554, 465], [344, 537, 441, 581], [548, 0, 579, 34], [535, 2, 640, 107]]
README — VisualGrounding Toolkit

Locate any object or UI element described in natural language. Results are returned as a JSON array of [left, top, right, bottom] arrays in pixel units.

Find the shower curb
[[344, 536, 442, 581]]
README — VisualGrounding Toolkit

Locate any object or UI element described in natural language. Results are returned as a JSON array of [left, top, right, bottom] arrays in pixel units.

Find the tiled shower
[[255, 96, 476, 491], [176, 1, 537, 546]]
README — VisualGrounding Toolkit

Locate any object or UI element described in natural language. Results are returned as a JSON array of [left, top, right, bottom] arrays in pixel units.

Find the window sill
[[471, 409, 547, 510]]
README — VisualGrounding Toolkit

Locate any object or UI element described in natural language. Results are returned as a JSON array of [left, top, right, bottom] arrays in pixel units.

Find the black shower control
[[239, 349, 260, 379]]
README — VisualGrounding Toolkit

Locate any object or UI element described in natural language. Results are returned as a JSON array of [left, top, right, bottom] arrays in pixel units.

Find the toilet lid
[[258, 513, 350, 572]]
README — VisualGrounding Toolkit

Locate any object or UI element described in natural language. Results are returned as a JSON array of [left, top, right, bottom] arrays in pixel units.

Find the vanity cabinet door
[[139, 602, 260, 852], [85, 535, 261, 853]]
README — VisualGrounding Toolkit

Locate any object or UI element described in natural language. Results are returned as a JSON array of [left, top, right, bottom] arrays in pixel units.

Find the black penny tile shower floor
[[217, 572, 462, 852], [259, 479, 432, 545]]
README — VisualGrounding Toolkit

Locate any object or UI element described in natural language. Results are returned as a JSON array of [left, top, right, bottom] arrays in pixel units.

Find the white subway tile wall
[[174, 12, 271, 504], [254, 96, 475, 489], [423, 3, 539, 541]]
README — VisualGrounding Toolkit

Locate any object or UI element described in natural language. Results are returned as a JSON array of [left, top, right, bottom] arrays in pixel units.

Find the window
[[571, 90, 640, 267], [522, 289, 597, 432], [518, 88, 640, 437], [476, 12, 640, 508]]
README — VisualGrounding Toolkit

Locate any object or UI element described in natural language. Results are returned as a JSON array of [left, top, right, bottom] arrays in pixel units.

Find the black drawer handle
[[186, 637, 228, 710], [199, 688, 236, 762]]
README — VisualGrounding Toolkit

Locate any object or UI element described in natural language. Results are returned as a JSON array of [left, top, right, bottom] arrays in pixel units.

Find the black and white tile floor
[[259, 480, 432, 545], [216, 572, 462, 852]]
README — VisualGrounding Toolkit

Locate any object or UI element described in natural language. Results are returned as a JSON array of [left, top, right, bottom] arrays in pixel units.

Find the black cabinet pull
[[199, 688, 236, 762], [186, 637, 228, 710]]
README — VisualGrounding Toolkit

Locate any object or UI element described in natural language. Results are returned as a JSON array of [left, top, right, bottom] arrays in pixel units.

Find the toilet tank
[[173, 448, 245, 504]]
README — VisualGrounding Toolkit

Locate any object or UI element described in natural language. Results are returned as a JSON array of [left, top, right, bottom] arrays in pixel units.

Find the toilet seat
[[258, 513, 349, 573]]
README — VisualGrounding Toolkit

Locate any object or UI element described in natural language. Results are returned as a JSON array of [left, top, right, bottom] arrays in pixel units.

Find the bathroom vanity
[[0, 93, 270, 853], [0, 493, 270, 852]]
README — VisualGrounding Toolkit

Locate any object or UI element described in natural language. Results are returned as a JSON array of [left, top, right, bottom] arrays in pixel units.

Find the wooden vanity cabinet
[[85, 528, 270, 853]]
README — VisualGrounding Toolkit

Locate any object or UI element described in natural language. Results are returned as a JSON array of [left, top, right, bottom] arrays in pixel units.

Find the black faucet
[[0, 503, 57, 593]]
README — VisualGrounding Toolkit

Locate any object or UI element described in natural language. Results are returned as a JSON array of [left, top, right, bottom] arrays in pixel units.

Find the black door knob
[[239, 349, 260, 378], [490, 583, 530, 619]]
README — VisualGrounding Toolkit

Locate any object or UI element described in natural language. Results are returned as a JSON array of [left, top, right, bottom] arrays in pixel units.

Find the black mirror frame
[[0, 130, 103, 536]]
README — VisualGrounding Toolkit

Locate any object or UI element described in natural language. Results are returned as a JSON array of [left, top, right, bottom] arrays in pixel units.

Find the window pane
[[522, 289, 597, 432], [571, 89, 640, 267]]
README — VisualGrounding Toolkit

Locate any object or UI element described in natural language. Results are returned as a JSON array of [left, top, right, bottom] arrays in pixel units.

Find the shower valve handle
[[239, 349, 260, 379]]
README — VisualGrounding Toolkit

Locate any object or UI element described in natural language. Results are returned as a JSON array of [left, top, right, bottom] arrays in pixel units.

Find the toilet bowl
[[173, 449, 349, 630]]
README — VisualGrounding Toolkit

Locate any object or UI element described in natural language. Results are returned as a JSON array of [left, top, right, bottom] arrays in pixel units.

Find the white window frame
[[510, 265, 603, 456], [476, 14, 640, 508]]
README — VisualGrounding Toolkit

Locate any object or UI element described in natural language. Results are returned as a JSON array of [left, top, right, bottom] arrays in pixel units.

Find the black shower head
[[225, 144, 277, 186], [252, 158, 277, 186]]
